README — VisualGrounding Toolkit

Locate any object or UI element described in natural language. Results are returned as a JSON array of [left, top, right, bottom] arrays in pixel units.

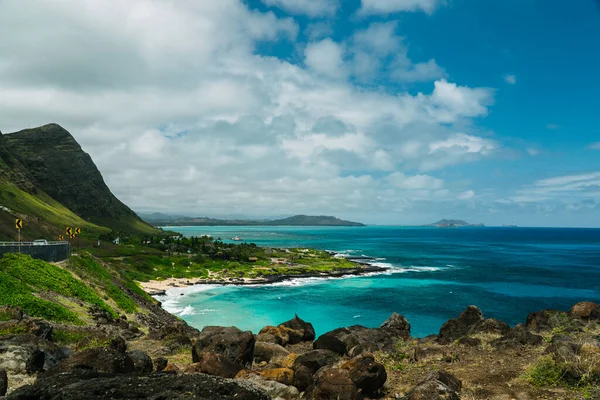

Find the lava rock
[[279, 315, 316, 342], [469, 319, 511, 335], [154, 357, 168, 372], [526, 310, 559, 331], [341, 354, 387, 396], [401, 370, 461, 400], [307, 368, 360, 400], [253, 342, 289, 364], [192, 352, 243, 378], [437, 319, 468, 345], [0, 369, 7, 397], [192, 326, 255, 366], [259, 368, 294, 386], [380, 313, 411, 340], [292, 350, 340, 392], [43, 347, 135, 376], [8, 370, 270, 400], [128, 350, 153, 373], [239, 374, 299, 400], [570, 302, 600, 320], [492, 324, 544, 348]]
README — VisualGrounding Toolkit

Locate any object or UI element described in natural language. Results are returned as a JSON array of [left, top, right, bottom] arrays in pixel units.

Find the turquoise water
[[158, 226, 600, 337]]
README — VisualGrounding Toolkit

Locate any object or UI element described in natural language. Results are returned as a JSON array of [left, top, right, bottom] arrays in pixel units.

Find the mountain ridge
[[142, 213, 365, 227]]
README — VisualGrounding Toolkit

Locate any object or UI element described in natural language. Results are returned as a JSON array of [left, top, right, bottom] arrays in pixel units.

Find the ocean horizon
[[156, 226, 600, 337]]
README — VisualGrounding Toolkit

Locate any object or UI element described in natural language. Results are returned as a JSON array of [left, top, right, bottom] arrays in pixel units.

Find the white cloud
[[304, 39, 347, 79], [349, 22, 446, 83], [261, 0, 339, 17], [305, 22, 334, 41], [503, 74, 517, 84], [587, 142, 600, 150], [507, 172, 600, 205], [359, 0, 443, 16], [0, 0, 499, 222]]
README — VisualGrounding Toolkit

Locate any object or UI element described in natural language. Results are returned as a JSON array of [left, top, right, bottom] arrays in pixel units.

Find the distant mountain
[[427, 219, 484, 228], [0, 123, 157, 239], [145, 214, 365, 227]]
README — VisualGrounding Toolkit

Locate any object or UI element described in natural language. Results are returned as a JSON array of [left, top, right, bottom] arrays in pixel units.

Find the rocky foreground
[[1, 302, 599, 400]]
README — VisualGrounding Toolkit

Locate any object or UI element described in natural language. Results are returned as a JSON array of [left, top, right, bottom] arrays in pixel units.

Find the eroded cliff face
[[3, 123, 154, 232]]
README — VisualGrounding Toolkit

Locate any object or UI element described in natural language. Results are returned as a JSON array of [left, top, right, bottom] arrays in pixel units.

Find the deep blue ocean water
[[157, 226, 600, 337]]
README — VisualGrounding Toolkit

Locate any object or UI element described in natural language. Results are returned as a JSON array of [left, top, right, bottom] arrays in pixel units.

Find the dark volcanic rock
[[8, 370, 269, 400], [293, 350, 340, 391], [154, 357, 168, 372], [457, 306, 484, 327], [526, 310, 559, 331], [307, 368, 360, 400], [44, 347, 135, 376], [25, 349, 45, 374], [469, 318, 511, 335], [0, 369, 7, 397], [128, 350, 153, 373], [280, 315, 316, 342], [492, 324, 543, 348], [192, 326, 255, 366], [380, 313, 411, 340], [341, 355, 387, 396], [253, 342, 289, 363], [110, 336, 128, 353], [192, 352, 243, 379], [401, 370, 461, 400], [456, 337, 482, 347], [314, 325, 392, 355], [437, 319, 467, 345]]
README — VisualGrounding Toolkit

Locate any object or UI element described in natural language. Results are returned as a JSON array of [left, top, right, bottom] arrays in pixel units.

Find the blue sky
[[0, 0, 599, 226]]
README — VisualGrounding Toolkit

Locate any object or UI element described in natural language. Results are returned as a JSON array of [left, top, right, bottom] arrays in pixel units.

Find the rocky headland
[[2, 301, 599, 399]]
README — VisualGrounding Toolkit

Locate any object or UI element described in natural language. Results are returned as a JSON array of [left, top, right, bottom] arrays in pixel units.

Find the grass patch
[[69, 254, 138, 313], [52, 329, 89, 345], [525, 355, 565, 387], [0, 324, 28, 336]]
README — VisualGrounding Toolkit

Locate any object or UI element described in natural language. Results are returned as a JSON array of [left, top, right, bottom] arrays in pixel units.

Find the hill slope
[[2, 124, 156, 235]]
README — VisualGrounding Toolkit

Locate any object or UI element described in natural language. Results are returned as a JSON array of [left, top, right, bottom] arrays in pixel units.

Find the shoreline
[[138, 264, 388, 296]]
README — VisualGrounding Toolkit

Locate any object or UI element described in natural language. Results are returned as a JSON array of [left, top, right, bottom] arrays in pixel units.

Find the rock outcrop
[[192, 326, 255, 366], [401, 370, 462, 400]]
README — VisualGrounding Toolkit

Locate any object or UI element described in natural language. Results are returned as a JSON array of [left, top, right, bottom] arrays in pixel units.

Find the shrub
[[525, 355, 564, 387]]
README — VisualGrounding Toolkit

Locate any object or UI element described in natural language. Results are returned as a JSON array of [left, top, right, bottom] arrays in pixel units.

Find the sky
[[0, 0, 599, 227]]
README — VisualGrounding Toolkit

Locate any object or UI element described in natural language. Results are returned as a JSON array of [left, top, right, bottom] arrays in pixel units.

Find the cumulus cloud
[[304, 39, 347, 79], [359, 0, 443, 16], [262, 0, 339, 17], [0, 0, 497, 222], [503, 74, 517, 85]]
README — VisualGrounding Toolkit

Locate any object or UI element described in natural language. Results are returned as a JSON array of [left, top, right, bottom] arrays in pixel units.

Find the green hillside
[[0, 124, 157, 239]]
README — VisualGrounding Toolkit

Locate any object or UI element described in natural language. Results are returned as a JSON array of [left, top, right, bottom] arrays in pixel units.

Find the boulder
[[25, 349, 45, 374], [456, 337, 482, 347], [307, 368, 360, 400], [271, 353, 298, 369], [293, 350, 340, 374], [109, 337, 127, 353], [128, 350, 153, 373], [240, 374, 300, 400], [192, 352, 244, 379], [259, 367, 294, 386], [154, 357, 168, 372], [43, 347, 135, 376], [492, 324, 543, 348], [253, 342, 289, 363], [526, 310, 558, 331], [279, 315, 316, 342], [379, 313, 411, 340], [469, 318, 511, 335], [437, 319, 468, 345], [570, 302, 600, 319], [401, 370, 461, 400], [0, 369, 7, 397], [192, 326, 255, 366], [341, 355, 387, 396], [292, 350, 340, 392], [313, 326, 391, 356], [457, 306, 484, 327], [8, 370, 270, 400]]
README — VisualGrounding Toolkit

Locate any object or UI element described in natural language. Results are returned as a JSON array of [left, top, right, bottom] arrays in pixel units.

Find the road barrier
[[0, 241, 71, 262]]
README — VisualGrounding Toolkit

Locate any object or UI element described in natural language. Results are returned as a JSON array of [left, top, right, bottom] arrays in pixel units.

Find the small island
[[426, 219, 485, 228], [140, 214, 366, 227]]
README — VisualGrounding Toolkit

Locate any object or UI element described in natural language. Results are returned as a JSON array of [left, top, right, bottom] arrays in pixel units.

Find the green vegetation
[[68, 254, 139, 313], [52, 329, 91, 345], [525, 355, 565, 387]]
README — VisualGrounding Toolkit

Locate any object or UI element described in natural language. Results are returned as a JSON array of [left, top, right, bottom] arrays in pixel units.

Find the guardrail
[[0, 241, 69, 246], [0, 241, 71, 261]]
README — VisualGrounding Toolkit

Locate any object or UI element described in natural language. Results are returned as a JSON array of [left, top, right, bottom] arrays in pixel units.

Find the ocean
[[156, 226, 600, 338]]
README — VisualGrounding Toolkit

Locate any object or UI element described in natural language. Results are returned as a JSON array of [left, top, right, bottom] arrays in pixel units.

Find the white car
[[32, 239, 48, 246]]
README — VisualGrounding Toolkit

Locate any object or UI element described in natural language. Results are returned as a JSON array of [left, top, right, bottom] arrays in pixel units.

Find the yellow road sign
[[70, 234, 76, 239], [58, 234, 64, 240], [75, 227, 81, 235], [15, 219, 23, 229], [66, 227, 73, 235]]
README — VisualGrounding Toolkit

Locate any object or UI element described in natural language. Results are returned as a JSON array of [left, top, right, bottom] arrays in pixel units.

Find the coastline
[[138, 263, 388, 296]]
